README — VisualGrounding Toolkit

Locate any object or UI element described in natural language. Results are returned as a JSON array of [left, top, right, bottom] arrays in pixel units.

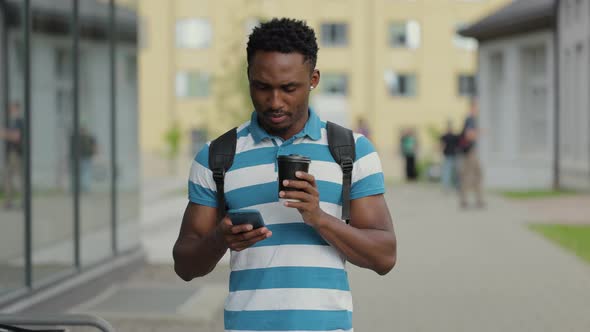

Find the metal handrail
[[0, 314, 115, 332]]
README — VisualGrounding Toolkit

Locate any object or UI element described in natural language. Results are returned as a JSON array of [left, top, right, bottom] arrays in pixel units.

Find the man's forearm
[[315, 213, 396, 275], [173, 228, 228, 281]]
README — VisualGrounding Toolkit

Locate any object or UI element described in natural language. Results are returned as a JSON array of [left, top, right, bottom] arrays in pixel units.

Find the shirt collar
[[249, 108, 322, 144]]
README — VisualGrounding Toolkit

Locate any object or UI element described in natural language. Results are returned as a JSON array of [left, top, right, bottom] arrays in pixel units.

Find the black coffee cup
[[277, 154, 311, 201]]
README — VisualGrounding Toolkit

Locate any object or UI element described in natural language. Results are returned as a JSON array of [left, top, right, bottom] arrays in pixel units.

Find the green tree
[[164, 122, 182, 174], [211, 15, 267, 138]]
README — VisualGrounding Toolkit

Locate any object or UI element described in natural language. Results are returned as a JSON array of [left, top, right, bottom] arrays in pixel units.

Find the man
[[458, 98, 485, 208], [78, 126, 96, 192], [400, 128, 418, 181], [440, 120, 459, 191], [69, 126, 97, 193], [173, 18, 396, 331], [1, 102, 24, 209]]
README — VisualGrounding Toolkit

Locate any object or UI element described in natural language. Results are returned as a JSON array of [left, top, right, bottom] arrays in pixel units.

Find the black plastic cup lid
[[277, 154, 311, 163]]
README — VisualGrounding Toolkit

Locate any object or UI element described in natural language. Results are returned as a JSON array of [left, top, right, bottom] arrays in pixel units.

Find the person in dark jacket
[[1, 103, 24, 209], [400, 128, 418, 181], [440, 120, 459, 191]]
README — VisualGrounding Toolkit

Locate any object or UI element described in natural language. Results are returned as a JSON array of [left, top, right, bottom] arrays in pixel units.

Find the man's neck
[[261, 109, 310, 141]]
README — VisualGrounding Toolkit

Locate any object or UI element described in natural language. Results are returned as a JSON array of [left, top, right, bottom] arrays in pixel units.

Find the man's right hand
[[216, 217, 272, 252]]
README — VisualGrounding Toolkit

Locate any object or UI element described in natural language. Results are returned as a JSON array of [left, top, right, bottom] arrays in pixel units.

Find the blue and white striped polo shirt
[[188, 109, 385, 332]]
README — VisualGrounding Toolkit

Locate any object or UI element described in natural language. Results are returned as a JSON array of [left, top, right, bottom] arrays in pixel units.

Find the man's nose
[[268, 90, 284, 110]]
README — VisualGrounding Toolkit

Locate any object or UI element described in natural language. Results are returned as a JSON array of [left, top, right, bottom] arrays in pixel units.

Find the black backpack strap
[[208, 127, 238, 222], [326, 121, 355, 222]]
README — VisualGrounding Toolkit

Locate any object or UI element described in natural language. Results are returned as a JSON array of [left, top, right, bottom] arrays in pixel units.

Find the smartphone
[[227, 209, 266, 229]]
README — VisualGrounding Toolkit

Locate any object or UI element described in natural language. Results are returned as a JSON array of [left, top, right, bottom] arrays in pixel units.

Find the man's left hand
[[279, 171, 326, 228]]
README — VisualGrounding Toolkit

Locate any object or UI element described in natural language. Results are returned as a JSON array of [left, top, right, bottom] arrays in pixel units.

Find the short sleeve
[[188, 144, 217, 207], [350, 135, 386, 200]]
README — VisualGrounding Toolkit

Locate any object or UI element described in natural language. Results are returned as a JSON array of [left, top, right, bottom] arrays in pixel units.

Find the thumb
[[217, 216, 232, 230]]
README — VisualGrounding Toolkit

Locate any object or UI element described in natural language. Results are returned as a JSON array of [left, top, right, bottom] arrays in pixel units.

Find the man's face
[[248, 51, 319, 139]]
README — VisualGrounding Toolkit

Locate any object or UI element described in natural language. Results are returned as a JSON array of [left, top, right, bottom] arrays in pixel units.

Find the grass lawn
[[501, 189, 578, 199], [529, 224, 590, 264]]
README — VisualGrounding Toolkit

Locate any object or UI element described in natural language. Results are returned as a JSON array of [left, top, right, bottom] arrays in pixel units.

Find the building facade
[[462, 0, 557, 189], [0, 0, 141, 309], [558, 0, 590, 190], [461, 0, 590, 191], [136, 0, 510, 178]]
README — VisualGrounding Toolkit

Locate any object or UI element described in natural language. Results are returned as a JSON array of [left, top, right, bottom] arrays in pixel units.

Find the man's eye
[[253, 84, 270, 90], [283, 86, 296, 93]]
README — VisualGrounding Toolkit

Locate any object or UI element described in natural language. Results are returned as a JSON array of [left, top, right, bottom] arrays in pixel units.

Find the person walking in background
[[356, 117, 371, 140], [400, 128, 418, 181], [440, 120, 459, 191], [0, 102, 24, 209], [458, 99, 485, 209], [78, 126, 97, 192], [69, 126, 97, 193]]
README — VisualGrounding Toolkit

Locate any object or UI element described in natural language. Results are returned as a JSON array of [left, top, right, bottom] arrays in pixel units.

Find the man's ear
[[310, 69, 320, 90]]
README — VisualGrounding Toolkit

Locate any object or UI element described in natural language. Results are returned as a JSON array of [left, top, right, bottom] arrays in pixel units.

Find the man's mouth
[[267, 112, 287, 124]]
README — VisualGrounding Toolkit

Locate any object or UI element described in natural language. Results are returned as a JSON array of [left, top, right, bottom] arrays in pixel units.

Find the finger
[[295, 171, 316, 185], [227, 227, 269, 244], [280, 190, 312, 202], [230, 224, 254, 234], [236, 227, 270, 241], [283, 200, 307, 210], [233, 231, 272, 251], [233, 234, 268, 251], [218, 218, 233, 232], [282, 180, 319, 196]]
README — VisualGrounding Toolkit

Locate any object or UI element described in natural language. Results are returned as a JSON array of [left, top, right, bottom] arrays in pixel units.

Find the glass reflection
[[0, 2, 26, 294], [78, 0, 114, 266], [115, 0, 140, 252], [30, 0, 76, 284]]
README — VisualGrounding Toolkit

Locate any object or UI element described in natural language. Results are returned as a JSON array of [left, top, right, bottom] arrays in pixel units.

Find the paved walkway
[[78, 180, 590, 331], [350, 184, 590, 331], [516, 194, 590, 225]]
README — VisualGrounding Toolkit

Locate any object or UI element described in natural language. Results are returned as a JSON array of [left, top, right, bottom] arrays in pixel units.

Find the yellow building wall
[[136, 0, 511, 177]]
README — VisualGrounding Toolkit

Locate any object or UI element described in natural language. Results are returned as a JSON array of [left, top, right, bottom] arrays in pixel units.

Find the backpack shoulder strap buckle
[[212, 167, 225, 183], [341, 157, 354, 173]]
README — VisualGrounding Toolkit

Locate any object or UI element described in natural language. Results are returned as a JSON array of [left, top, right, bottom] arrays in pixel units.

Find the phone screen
[[227, 209, 265, 229]]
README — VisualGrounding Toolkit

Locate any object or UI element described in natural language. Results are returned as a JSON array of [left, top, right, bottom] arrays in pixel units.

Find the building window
[[176, 18, 212, 49], [389, 21, 420, 49], [519, 45, 548, 155], [321, 23, 348, 47], [384, 70, 417, 97], [458, 74, 476, 96], [488, 52, 504, 154], [454, 23, 478, 50], [176, 71, 210, 98], [320, 73, 348, 96]]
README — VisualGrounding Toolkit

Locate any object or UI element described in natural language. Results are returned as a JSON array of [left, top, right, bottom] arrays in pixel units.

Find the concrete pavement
[[76, 179, 590, 331], [350, 184, 590, 331]]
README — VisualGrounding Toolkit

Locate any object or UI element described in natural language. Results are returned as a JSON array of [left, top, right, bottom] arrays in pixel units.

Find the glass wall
[[79, 0, 114, 266], [115, 0, 140, 253], [30, 0, 76, 285], [0, 1, 26, 296], [0, 0, 140, 304]]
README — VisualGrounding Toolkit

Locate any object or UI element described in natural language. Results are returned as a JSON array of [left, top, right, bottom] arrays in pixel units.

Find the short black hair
[[247, 18, 318, 70]]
